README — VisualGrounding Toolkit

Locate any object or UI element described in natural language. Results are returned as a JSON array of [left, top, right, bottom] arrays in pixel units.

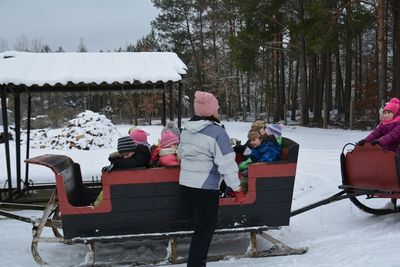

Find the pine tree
[[77, 38, 88, 52]]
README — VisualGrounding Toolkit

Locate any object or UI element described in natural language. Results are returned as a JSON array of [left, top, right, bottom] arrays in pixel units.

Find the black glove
[[357, 139, 366, 145], [101, 163, 114, 172], [371, 140, 381, 146]]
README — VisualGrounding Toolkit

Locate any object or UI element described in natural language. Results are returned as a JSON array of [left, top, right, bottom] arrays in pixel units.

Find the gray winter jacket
[[178, 117, 240, 191]]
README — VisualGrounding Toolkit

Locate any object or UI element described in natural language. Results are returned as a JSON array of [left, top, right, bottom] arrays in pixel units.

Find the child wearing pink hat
[[358, 97, 400, 152], [158, 130, 180, 166], [129, 128, 150, 149]]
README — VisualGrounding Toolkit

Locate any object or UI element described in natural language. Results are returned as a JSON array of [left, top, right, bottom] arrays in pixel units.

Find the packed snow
[[1, 119, 399, 267]]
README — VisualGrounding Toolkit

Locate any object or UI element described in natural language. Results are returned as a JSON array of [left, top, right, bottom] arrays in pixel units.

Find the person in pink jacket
[[358, 97, 400, 153], [159, 130, 180, 166]]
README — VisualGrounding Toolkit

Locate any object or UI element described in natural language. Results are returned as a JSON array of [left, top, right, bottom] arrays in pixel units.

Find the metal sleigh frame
[[18, 189, 306, 266]]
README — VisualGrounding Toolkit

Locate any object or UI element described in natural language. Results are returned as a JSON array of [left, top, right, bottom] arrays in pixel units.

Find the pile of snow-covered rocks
[[28, 129, 49, 149], [29, 110, 119, 150]]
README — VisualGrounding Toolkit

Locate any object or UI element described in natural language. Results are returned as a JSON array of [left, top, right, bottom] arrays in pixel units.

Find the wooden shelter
[[0, 51, 187, 200]]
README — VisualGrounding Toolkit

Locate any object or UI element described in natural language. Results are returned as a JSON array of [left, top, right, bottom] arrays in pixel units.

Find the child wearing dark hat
[[96, 136, 150, 205], [105, 136, 151, 171]]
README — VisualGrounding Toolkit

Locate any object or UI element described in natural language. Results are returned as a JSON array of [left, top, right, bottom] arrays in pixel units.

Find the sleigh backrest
[[25, 154, 87, 206], [342, 143, 400, 191], [59, 163, 86, 206], [279, 137, 299, 163]]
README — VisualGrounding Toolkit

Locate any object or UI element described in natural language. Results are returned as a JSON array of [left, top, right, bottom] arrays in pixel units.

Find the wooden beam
[[168, 81, 174, 121], [178, 82, 183, 129], [1, 85, 13, 200]]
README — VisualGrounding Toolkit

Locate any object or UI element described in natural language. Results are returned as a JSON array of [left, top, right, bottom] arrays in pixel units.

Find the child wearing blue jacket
[[239, 124, 281, 171], [236, 125, 281, 192]]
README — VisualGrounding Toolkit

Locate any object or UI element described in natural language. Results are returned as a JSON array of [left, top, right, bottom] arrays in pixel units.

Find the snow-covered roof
[[0, 51, 187, 87]]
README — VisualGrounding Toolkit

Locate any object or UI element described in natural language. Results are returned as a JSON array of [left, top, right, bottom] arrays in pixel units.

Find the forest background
[[1, 0, 399, 130]]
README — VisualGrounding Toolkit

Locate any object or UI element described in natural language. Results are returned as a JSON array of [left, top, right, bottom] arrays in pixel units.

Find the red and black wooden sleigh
[[292, 142, 400, 217], [23, 137, 306, 265]]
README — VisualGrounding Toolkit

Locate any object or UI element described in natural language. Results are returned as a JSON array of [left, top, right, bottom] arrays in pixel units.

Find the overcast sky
[[0, 0, 159, 52]]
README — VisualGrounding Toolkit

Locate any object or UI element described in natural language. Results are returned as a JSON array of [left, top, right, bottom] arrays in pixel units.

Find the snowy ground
[[1, 121, 399, 267]]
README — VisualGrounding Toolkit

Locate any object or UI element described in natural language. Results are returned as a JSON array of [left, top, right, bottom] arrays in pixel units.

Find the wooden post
[[169, 81, 174, 122], [24, 93, 32, 188], [14, 91, 22, 193], [162, 83, 167, 126], [168, 237, 177, 263], [88, 242, 96, 264], [1, 86, 12, 200], [250, 232, 258, 257], [178, 82, 182, 129]]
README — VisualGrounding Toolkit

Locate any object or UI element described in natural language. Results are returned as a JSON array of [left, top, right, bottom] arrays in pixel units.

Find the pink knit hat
[[384, 97, 400, 115], [160, 130, 180, 148], [129, 128, 149, 145], [194, 91, 219, 117]]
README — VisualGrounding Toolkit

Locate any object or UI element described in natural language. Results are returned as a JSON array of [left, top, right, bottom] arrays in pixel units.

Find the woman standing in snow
[[178, 91, 245, 267]]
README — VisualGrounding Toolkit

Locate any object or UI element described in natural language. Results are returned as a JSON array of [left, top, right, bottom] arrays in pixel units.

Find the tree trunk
[[236, 68, 241, 118], [315, 52, 326, 124], [246, 71, 251, 116], [311, 54, 318, 122], [355, 33, 362, 102], [265, 51, 271, 122], [185, 20, 203, 90], [299, 36, 308, 125], [198, 3, 206, 87], [297, 0, 308, 125], [377, 0, 387, 107], [288, 51, 293, 120], [292, 57, 299, 121], [279, 31, 285, 121], [335, 47, 344, 112], [344, 0, 353, 125], [324, 51, 332, 127], [391, 0, 400, 96], [274, 36, 281, 122]]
